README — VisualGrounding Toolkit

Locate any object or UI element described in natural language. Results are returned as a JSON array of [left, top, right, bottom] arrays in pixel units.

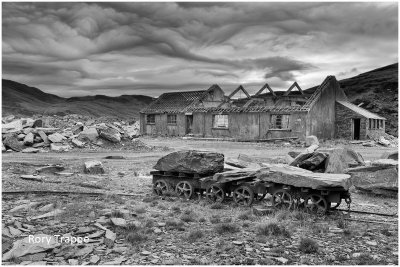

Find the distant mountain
[[304, 63, 398, 136], [2, 79, 154, 120]]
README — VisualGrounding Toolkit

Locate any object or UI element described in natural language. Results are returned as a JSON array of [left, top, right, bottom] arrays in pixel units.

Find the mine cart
[[151, 167, 352, 214], [151, 151, 352, 214]]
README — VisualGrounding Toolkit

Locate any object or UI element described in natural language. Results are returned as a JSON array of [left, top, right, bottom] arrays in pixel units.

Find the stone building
[[140, 76, 385, 141]]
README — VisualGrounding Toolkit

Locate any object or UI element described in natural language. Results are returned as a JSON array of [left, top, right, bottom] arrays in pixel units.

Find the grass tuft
[[214, 223, 240, 235], [142, 196, 158, 203], [209, 215, 221, 224], [186, 229, 203, 243], [126, 232, 147, 245], [237, 212, 253, 221], [134, 206, 147, 214], [180, 212, 197, 223], [210, 203, 224, 209], [111, 210, 124, 218], [257, 221, 290, 238], [299, 237, 319, 254], [166, 219, 185, 231]]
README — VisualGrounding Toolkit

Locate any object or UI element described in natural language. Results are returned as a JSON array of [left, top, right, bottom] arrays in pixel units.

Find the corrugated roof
[[336, 101, 386, 120], [141, 90, 207, 113]]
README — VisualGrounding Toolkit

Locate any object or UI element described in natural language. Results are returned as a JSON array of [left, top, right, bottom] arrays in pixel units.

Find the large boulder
[[3, 134, 24, 152], [72, 124, 84, 135], [23, 132, 34, 146], [2, 119, 23, 132], [50, 143, 71, 152], [33, 119, 43, 128], [380, 151, 398, 160], [71, 138, 85, 148], [378, 136, 390, 146], [298, 152, 328, 171], [257, 164, 352, 191], [84, 161, 105, 174], [124, 125, 140, 139], [78, 127, 99, 142], [305, 135, 319, 146], [322, 147, 365, 173], [17, 134, 26, 141], [154, 150, 224, 174], [349, 163, 398, 197], [48, 133, 66, 143], [98, 127, 121, 143], [37, 131, 49, 144], [22, 147, 40, 153], [2, 234, 60, 261]]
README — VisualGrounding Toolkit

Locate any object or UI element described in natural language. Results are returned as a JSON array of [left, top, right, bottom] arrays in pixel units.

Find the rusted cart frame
[[151, 170, 351, 214]]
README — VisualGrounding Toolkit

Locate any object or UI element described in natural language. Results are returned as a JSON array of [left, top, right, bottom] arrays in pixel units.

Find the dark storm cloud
[[2, 2, 398, 97]]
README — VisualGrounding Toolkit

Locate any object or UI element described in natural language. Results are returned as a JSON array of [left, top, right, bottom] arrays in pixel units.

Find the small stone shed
[[140, 76, 385, 141], [335, 100, 386, 140]]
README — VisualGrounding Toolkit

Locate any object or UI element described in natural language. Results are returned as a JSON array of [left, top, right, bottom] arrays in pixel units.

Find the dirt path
[[2, 137, 398, 265]]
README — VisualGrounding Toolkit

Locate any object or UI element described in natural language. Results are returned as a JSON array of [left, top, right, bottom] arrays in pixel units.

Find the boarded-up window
[[271, 114, 290, 129], [167, 114, 177, 124], [146, 114, 155, 124], [213, 114, 228, 128]]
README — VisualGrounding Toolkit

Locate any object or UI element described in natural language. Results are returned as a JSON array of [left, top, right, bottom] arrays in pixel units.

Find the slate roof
[[188, 105, 310, 113], [140, 90, 207, 114], [336, 101, 386, 120]]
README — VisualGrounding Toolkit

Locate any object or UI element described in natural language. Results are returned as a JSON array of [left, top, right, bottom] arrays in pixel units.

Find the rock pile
[[288, 136, 365, 173], [360, 132, 398, 147], [2, 115, 141, 153]]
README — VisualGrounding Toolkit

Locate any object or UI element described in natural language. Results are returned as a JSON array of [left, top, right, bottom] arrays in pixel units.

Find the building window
[[146, 114, 155, 124], [213, 114, 228, 128], [271, 114, 290, 129], [369, 119, 372, 129], [167, 114, 177, 124], [380, 120, 384, 128]]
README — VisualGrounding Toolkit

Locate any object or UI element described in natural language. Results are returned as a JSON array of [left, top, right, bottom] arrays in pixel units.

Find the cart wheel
[[175, 181, 194, 199], [329, 199, 342, 210], [272, 190, 293, 209], [206, 184, 225, 203], [255, 193, 266, 201], [304, 194, 328, 214], [233, 185, 254, 206], [153, 179, 169, 196]]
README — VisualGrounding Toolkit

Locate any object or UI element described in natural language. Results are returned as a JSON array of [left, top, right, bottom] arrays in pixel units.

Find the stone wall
[[335, 103, 367, 140]]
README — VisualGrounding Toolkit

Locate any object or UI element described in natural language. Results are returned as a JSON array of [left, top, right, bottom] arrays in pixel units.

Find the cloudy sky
[[2, 2, 398, 97]]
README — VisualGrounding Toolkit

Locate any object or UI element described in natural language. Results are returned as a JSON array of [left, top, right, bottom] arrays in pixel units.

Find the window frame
[[167, 114, 177, 125], [212, 114, 229, 129], [270, 114, 291, 130], [146, 114, 156, 124]]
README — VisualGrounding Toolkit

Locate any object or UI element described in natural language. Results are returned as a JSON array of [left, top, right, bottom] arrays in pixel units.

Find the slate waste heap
[[1, 114, 143, 153]]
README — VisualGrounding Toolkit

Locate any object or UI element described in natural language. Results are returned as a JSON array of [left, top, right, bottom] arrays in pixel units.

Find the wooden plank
[[227, 85, 251, 99], [284, 82, 304, 96], [255, 83, 276, 97]]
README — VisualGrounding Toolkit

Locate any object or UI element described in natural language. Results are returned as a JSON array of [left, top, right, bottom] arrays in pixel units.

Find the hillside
[[304, 63, 398, 136], [2, 79, 154, 120]]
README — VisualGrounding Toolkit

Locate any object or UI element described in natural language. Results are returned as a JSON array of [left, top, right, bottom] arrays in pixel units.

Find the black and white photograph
[[1, 1, 398, 265]]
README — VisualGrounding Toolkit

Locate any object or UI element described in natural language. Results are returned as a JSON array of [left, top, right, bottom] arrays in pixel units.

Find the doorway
[[353, 118, 360, 140], [186, 115, 193, 134]]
